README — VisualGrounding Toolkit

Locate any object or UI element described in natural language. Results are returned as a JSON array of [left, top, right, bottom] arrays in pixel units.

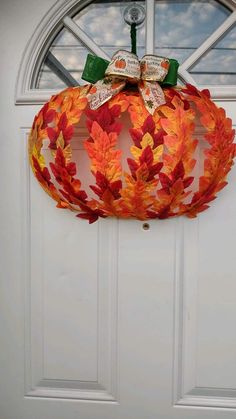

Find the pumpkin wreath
[[29, 83, 235, 223]]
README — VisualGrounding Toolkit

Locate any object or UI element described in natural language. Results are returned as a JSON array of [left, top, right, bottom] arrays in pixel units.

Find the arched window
[[15, 0, 236, 104]]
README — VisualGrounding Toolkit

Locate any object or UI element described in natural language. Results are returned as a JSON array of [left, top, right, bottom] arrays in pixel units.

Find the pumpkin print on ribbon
[[29, 84, 236, 223]]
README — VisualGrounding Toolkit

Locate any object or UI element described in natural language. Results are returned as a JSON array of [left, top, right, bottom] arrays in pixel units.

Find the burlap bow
[[84, 50, 178, 115]]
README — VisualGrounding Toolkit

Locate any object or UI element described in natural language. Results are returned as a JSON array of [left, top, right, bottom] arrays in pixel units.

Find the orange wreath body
[[29, 84, 236, 223]]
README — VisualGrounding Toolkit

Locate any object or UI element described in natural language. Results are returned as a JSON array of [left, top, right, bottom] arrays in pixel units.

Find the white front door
[[1, 1, 236, 418]]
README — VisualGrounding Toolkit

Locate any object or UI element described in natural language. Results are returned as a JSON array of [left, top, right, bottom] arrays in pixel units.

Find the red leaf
[[77, 213, 99, 223], [76, 190, 88, 201], [142, 115, 155, 134], [110, 105, 121, 118], [159, 172, 172, 189], [62, 179, 87, 202], [96, 171, 108, 190], [97, 107, 112, 129], [146, 210, 159, 219], [165, 88, 182, 108], [127, 158, 139, 178], [90, 185, 103, 198], [32, 155, 41, 172], [153, 129, 165, 147], [172, 161, 185, 181], [78, 203, 91, 213], [129, 128, 143, 148], [59, 189, 71, 202], [71, 179, 82, 194], [66, 162, 76, 176], [35, 171, 45, 185], [42, 167, 51, 182], [44, 109, 56, 124], [111, 180, 122, 191], [50, 162, 60, 181], [183, 176, 194, 188], [85, 108, 97, 120], [139, 146, 153, 167], [55, 147, 65, 167], [58, 112, 68, 131], [63, 125, 74, 144], [32, 156, 51, 187], [191, 192, 201, 204], [183, 100, 190, 110], [76, 205, 106, 223], [201, 88, 211, 98], [182, 83, 200, 97], [110, 180, 122, 198], [47, 127, 58, 142], [147, 162, 163, 180], [158, 206, 170, 219]]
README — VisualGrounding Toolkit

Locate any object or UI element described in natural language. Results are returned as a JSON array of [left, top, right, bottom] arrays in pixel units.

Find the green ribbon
[[82, 54, 109, 84], [82, 53, 179, 87], [160, 58, 179, 87]]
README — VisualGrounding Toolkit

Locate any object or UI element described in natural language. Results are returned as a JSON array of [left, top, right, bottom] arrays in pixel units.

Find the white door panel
[[1, 1, 236, 418]]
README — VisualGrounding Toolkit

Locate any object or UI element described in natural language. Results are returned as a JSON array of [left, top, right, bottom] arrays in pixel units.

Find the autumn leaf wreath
[[29, 82, 235, 223]]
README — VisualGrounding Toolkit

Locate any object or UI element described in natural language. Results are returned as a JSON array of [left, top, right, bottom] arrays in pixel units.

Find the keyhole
[[142, 222, 150, 231]]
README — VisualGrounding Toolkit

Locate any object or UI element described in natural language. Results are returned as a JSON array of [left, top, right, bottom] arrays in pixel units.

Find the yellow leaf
[[32, 145, 45, 169], [56, 132, 65, 149], [140, 133, 154, 149], [153, 145, 164, 162], [130, 133, 163, 163], [63, 144, 72, 163], [130, 145, 142, 161]]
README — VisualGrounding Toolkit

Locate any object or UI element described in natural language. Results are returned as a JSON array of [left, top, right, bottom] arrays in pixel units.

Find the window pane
[[73, 0, 145, 57], [35, 27, 91, 89], [154, 0, 230, 64], [37, 65, 67, 89], [190, 24, 236, 84]]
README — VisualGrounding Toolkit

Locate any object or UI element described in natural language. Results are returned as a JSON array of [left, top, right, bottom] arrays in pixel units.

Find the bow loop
[[105, 50, 140, 81], [140, 55, 169, 82]]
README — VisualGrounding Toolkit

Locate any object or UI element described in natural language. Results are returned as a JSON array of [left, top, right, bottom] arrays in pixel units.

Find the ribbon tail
[[87, 78, 125, 110], [139, 80, 166, 115]]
